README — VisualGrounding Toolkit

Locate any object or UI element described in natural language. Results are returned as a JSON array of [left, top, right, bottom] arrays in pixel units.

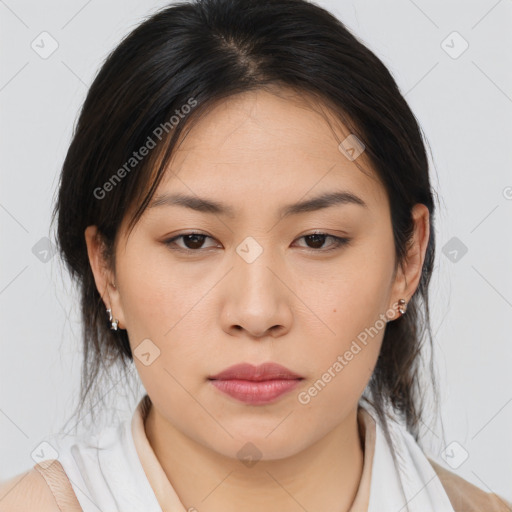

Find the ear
[[388, 203, 430, 321], [84, 225, 126, 330]]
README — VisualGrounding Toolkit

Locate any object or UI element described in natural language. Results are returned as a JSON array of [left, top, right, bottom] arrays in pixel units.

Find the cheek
[[296, 315, 384, 426], [317, 267, 391, 347], [324, 236, 394, 326], [116, 246, 196, 337], [299, 251, 392, 405], [116, 244, 213, 367]]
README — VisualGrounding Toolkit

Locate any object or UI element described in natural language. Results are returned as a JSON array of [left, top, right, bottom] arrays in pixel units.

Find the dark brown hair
[[51, 0, 440, 448]]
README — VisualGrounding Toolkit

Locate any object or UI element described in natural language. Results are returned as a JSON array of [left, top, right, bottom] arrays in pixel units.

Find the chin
[[201, 425, 312, 463]]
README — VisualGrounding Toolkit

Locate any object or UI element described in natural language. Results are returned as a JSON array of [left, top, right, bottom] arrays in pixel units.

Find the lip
[[208, 362, 304, 405], [208, 362, 304, 381]]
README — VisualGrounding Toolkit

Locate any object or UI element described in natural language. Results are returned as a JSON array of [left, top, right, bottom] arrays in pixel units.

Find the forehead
[[155, 88, 386, 211], [172, 88, 364, 169]]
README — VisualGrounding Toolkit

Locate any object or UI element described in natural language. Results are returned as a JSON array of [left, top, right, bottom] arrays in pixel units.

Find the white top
[[38, 394, 455, 512]]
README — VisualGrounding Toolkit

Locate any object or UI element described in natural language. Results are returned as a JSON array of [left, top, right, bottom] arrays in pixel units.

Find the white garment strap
[[48, 419, 163, 512], [367, 405, 455, 512]]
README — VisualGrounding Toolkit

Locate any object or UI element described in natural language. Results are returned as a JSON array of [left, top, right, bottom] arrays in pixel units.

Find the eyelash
[[163, 231, 351, 254]]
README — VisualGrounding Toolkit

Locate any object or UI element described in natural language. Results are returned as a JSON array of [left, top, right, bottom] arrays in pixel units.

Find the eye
[[294, 232, 351, 252], [163, 231, 351, 253], [164, 232, 217, 251]]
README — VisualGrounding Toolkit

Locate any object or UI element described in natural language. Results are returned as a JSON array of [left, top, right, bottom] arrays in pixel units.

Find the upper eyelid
[[168, 231, 342, 240]]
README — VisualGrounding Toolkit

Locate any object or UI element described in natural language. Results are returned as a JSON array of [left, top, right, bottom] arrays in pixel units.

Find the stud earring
[[398, 298, 407, 316]]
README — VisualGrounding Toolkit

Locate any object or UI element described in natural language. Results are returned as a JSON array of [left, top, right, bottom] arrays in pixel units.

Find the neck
[[144, 404, 365, 512]]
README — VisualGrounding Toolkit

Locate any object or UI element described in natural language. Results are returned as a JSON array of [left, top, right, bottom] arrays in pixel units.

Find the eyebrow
[[148, 190, 368, 218]]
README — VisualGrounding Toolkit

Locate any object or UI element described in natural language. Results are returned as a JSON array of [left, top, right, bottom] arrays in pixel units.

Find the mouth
[[208, 362, 304, 405]]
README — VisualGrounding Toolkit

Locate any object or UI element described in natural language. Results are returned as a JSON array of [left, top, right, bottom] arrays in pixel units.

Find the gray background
[[1, 0, 511, 503]]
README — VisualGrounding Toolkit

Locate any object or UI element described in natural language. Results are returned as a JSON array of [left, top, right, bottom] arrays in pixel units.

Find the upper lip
[[208, 362, 304, 381]]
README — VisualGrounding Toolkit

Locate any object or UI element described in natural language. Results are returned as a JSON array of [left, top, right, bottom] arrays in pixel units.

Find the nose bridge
[[231, 234, 286, 299]]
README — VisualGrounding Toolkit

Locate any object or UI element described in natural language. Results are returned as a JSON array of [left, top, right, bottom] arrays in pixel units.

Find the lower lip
[[209, 378, 302, 405]]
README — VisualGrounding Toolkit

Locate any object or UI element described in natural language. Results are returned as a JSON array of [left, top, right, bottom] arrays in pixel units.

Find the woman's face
[[87, 87, 428, 460]]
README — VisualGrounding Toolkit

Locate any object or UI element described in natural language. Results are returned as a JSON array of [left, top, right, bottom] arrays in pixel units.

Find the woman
[[1, 0, 509, 510]]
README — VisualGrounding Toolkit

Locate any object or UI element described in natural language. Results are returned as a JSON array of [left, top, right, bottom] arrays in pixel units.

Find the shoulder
[[428, 458, 512, 512], [0, 467, 61, 512]]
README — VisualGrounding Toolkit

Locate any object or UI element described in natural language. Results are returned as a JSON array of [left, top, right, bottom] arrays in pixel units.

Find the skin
[[85, 87, 430, 512]]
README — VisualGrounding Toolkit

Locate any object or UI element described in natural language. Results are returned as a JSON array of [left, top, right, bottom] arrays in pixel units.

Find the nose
[[220, 244, 293, 340]]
